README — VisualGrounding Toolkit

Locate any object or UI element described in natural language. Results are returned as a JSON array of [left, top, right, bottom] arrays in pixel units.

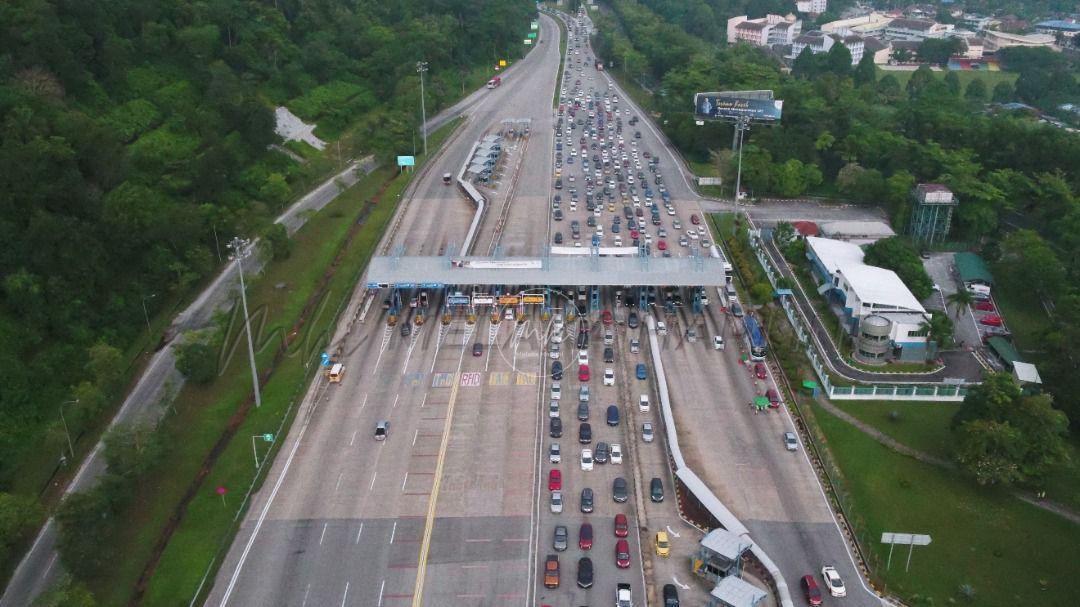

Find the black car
[[606, 405, 620, 427], [578, 422, 592, 444], [576, 331, 588, 349], [577, 401, 590, 421], [580, 487, 594, 513], [663, 583, 680, 607], [612, 477, 628, 503], [577, 557, 594, 589], [554, 232, 563, 244], [401, 322, 412, 337], [603, 346, 614, 363], [550, 417, 562, 438], [627, 312, 639, 329], [552, 361, 563, 381], [650, 477, 664, 502], [594, 441, 609, 464]]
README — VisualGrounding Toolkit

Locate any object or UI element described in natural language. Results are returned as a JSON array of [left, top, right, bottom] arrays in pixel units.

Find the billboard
[[694, 94, 783, 122], [522, 294, 546, 304], [397, 155, 416, 167], [499, 59, 508, 67], [473, 295, 495, 305], [447, 295, 471, 306], [498, 295, 520, 305]]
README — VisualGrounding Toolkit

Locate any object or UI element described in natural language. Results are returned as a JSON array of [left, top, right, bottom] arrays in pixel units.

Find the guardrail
[[645, 315, 795, 607], [458, 142, 487, 255]]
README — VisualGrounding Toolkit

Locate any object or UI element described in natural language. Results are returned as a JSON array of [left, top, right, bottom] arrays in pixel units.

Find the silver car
[[554, 525, 569, 551], [784, 432, 799, 451], [642, 422, 654, 443]]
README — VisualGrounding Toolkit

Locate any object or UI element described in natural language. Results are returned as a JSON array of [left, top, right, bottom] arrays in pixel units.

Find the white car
[[550, 342, 561, 359], [550, 442, 562, 464], [821, 566, 846, 597], [639, 394, 650, 412], [603, 368, 615, 386], [551, 490, 563, 513], [642, 422, 654, 442], [783, 432, 798, 451], [578, 350, 589, 365], [551, 382, 562, 400], [581, 448, 594, 471], [610, 443, 623, 464], [549, 401, 560, 418]]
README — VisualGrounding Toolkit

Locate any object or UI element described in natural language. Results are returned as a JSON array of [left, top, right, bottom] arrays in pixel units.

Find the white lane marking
[[335, 472, 344, 492], [420, 394, 428, 408], [393, 394, 399, 409], [355, 523, 364, 544], [340, 581, 350, 607], [302, 584, 311, 607], [377, 580, 386, 607], [349, 430, 357, 446], [319, 522, 328, 545], [372, 326, 393, 375], [429, 323, 448, 373], [401, 472, 409, 492], [389, 521, 397, 544], [41, 553, 57, 580], [359, 394, 368, 412], [369, 472, 378, 492], [402, 329, 420, 373], [412, 429, 419, 446]]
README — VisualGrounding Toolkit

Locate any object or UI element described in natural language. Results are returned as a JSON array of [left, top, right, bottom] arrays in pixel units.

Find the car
[[821, 566, 847, 597], [615, 538, 631, 568], [616, 583, 633, 607], [655, 530, 670, 557], [578, 349, 589, 365], [627, 312, 639, 328], [543, 554, 560, 588], [551, 381, 562, 401], [783, 431, 799, 451], [766, 388, 781, 407], [662, 584, 680, 607], [580, 448, 594, 471], [980, 314, 1003, 326], [578, 364, 590, 381], [642, 422, 655, 442], [657, 239, 667, 251], [690, 214, 700, 225], [650, 477, 664, 502], [630, 338, 640, 353], [549, 400, 559, 418], [374, 420, 390, 441], [606, 404, 620, 426], [603, 346, 615, 363], [579, 422, 592, 444], [577, 401, 590, 421], [554, 525, 569, 551], [602, 309, 613, 325], [579, 385, 590, 402], [550, 490, 563, 513], [550, 342, 561, 359], [614, 513, 629, 537], [578, 522, 594, 549], [635, 362, 647, 380], [754, 362, 767, 379], [594, 441, 610, 464], [550, 417, 562, 438], [603, 368, 615, 386], [581, 487, 594, 513], [548, 469, 562, 491], [550, 442, 562, 463], [612, 477, 628, 502], [551, 361, 563, 380], [975, 300, 996, 312], [576, 556, 594, 589], [576, 331, 588, 349], [801, 574, 823, 606], [472, 342, 483, 356]]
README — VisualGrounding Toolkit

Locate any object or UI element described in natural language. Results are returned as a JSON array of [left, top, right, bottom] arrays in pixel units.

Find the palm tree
[[919, 312, 955, 359], [947, 289, 975, 318]]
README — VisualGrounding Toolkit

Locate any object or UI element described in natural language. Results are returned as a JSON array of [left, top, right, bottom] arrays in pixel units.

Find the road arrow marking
[[673, 575, 689, 590], [666, 525, 681, 538]]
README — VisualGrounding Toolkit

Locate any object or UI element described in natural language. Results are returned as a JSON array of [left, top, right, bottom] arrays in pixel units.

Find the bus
[[744, 314, 767, 361]]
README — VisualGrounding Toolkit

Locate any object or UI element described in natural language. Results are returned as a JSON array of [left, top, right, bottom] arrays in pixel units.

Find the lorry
[[486, 76, 501, 89]]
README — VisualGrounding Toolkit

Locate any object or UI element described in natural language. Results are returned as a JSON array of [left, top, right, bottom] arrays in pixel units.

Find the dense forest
[[592, 0, 1080, 426], [0, 0, 532, 502]]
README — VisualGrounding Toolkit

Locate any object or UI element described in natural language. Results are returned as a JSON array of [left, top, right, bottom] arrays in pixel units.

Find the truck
[[486, 76, 501, 89], [595, 60, 604, 71], [442, 173, 452, 185]]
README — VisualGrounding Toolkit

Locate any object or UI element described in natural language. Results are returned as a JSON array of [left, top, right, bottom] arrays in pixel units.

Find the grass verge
[[876, 66, 1018, 90], [79, 119, 461, 607], [812, 400, 1080, 606], [553, 12, 567, 108]]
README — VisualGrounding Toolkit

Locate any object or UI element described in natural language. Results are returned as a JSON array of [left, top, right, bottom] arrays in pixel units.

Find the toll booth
[[692, 528, 751, 585], [707, 576, 767, 607]]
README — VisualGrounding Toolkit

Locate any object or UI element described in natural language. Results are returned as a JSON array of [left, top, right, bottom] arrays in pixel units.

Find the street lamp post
[[142, 293, 157, 333], [228, 237, 262, 408], [416, 61, 429, 157], [733, 116, 750, 203], [60, 399, 78, 459]]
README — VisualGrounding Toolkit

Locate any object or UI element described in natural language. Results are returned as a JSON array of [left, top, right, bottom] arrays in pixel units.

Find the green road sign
[[527, 32, 537, 39], [262, 433, 274, 442]]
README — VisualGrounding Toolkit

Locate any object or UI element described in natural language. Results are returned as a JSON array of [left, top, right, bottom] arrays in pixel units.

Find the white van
[[639, 394, 650, 412], [713, 335, 725, 350], [328, 363, 344, 383], [656, 321, 668, 336]]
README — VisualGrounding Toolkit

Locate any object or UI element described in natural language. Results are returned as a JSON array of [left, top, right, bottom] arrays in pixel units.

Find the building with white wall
[[795, 0, 827, 15], [883, 18, 954, 41], [822, 12, 892, 37], [728, 14, 801, 47], [805, 237, 930, 361], [982, 29, 1056, 51], [789, 31, 864, 64]]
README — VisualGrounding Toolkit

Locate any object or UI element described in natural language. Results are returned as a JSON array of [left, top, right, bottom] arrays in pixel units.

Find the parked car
[[654, 530, 670, 557], [579, 522, 594, 550], [754, 362, 767, 379], [550, 442, 561, 463], [606, 405, 620, 426], [610, 443, 623, 464], [548, 469, 562, 491], [579, 422, 592, 444], [577, 557, 594, 589], [766, 388, 780, 407], [612, 477, 628, 502], [650, 477, 664, 502], [594, 441, 609, 464], [550, 490, 563, 513], [614, 513, 629, 537], [553, 525, 568, 551], [980, 314, 1003, 326], [579, 364, 590, 381], [615, 538, 631, 569], [581, 487, 594, 513], [577, 401, 590, 421], [551, 361, 563, 380], [544, 555, 560, 588], [975, 300, 996, 312], [550, 417, 562, 438]]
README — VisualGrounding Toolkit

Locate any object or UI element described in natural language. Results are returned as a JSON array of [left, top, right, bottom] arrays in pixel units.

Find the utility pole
[[228, 237, 262, 408], [733, 116, 750, 203], [142, 293, 157, 333], [60, 399, 78, 459], [416, 61, 429, 157]]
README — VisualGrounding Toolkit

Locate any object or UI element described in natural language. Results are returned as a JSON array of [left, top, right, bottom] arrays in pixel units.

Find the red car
[[657, 239, 667, 251], [579, 364, 590, 381], [614, 513, 629, 537], [602, 310, 613, 326], [615, 539, 631, 569], [766, 388, 780, 407], [980, 314, 1003, 327], [801, 574, 823, 606], [548, 469, 562, 491], [754, 362, 767, 379], [975, 300, 995, 312], [579, 523, 594, 550], [690, 214, 700, 225], [630, 229, 640, 239]]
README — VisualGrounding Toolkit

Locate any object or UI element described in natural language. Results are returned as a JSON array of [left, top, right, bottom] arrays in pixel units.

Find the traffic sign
[[262, 433, 274, 442]]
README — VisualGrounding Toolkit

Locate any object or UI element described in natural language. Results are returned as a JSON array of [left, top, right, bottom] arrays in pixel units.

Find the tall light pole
[[60, 399, 78, 459], [228, 237, 262, 408], [733, 116, 750, 203], [142, 293, 157, 333], [416, 61, 429, 157]]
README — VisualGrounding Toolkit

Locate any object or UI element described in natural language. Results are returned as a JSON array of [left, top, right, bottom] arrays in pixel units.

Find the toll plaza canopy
[[365, 255, 729, 288]]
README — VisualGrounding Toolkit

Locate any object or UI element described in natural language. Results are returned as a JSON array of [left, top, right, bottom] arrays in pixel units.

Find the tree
[[918, 38, 962, 66], [175, 337, 219, 384], [921, 311, 954, 352], [773, 222, 796, 247], [992, 81, 1014, 102], [34, 575, 96, 607], [824, 42, 852, 77], [964, 78, 988, 103], [944, 70, 961, 96], [0, 492, 43, 563], [864, 237, 934, 300], [876, 74, 902, 103], [773, 158, 822, 197], [906, 65, 935, 99], [997, 230, 1066, 301], [793, 46, 820, 79], [264, 223, 293, 261], [854, 51, 876, 86], [952, 373, 1070, 485], [103, 423, 163, 481], [947, 289, 975, 318]]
